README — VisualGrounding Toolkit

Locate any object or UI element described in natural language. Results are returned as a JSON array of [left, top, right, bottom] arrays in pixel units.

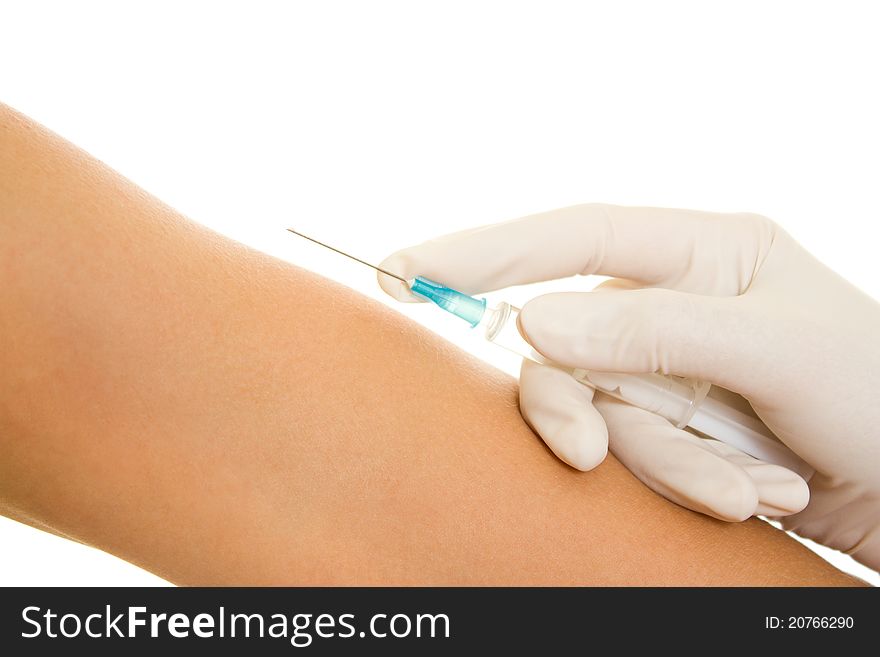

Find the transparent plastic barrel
[[480, 301, 814, 478], [482, 302, 708, 427]]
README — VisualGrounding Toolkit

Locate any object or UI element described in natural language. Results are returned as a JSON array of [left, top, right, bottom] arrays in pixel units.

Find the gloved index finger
[[377, 203, 774, 301]]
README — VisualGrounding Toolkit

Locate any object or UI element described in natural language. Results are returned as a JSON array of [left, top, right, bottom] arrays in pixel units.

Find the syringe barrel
[[480, 302, 813, 478], [481, 302, 707, 428]]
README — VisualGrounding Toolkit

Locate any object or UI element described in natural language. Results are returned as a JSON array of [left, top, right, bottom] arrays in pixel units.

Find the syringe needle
[[285, 228, 409, 284]]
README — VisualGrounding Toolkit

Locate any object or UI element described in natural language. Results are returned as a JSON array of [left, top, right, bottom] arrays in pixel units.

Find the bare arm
[[0, 105, 857, 585]]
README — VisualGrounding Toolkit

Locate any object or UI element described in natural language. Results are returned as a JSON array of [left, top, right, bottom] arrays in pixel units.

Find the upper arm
[[0, 103, 858, 585]]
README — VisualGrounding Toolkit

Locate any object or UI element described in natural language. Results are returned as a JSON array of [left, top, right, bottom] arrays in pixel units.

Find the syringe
[[285, 229, 814, 480], [408, 276, 814, 480]]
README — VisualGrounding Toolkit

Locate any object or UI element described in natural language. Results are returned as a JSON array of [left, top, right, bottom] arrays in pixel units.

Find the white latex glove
[[378, 204, 880, 571]]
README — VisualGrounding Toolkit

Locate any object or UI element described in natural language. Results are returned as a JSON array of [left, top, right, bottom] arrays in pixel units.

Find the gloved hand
[[378, 204, 880, 571]]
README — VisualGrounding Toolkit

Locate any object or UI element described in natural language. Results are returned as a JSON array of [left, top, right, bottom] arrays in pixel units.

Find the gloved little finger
[[593, 395, 759, 521], [699, 439, 810, 517]]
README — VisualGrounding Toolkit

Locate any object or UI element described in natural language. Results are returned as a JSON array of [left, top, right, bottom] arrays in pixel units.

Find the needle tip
[[285, 227, 408, 284]]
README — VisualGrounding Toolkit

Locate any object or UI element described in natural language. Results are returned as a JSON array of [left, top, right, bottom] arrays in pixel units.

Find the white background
[[1, 1, 877, 586]]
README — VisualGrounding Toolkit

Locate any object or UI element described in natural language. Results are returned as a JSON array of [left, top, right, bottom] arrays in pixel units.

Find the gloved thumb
[[519, 288, 758, 389]]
